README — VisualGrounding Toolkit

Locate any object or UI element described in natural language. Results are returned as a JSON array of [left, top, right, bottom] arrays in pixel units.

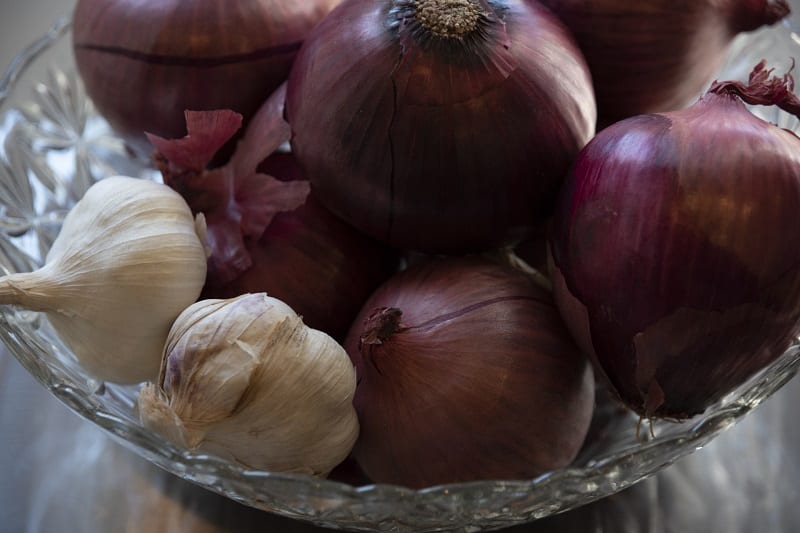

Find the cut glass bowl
[[1, 14, 799, 533]]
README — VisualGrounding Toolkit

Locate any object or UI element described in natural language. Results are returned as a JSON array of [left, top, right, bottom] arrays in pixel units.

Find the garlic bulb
[[138, 293, 359, 476], [0, 176, 207, 383]]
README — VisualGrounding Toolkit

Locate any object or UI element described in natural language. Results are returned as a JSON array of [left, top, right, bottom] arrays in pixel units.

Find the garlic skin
[[138, 293, 359, 477], [0, 176, 207, 383]]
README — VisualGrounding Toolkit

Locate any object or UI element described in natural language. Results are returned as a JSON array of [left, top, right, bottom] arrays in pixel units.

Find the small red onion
[[345, 256, 595, 488], [550, 61, 800, 420], [286, 0, 596, 254], [539, 0, 790, 125], [72, 0, 341, 150], [148, 85, 399, 339]]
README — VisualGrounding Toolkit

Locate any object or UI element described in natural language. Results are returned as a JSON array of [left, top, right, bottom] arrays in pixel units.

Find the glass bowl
[[1, 14, 800, 533]]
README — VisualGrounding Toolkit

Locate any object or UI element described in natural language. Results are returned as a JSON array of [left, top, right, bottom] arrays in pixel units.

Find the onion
[[549, 61, 800, 420], [72, 0, 341, 151], [209, 152, 400, 339], [285, 0, 596, 254], [345, 256, 595, 488], [539, 0, 790, 125], [148, 85, 399, 339]]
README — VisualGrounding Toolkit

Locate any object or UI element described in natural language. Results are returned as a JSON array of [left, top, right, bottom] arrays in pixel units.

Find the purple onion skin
[[550, 85, 800, 420], [539, 0, 790, 125], [72, 0, 340, 148], [202, 153, 400, 341], [345, 257, 595, 489], [286, 0, 596, 254]]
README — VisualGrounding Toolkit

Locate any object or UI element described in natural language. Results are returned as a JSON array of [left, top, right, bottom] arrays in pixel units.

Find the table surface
[[2, 2, 800, 532]]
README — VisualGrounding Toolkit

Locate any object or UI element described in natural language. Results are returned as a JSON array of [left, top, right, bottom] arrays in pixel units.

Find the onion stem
[[0, 272, 48, 311]]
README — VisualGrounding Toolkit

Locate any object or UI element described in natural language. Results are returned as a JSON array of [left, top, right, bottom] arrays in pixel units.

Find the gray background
[[0, 0, 74, 68]]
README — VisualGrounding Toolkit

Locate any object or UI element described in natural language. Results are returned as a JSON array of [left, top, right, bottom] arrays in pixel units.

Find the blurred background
[[1, 1, 800, 532]]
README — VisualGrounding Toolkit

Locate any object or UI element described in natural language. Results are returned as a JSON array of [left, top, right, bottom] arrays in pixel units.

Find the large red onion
[[345, 256, 595, 488], [550, 62, 800, 420], [148, 86, 399, 339], [538, 0, 790, 125], [286, 0, 596, 254], [72, 0, 340, 150]]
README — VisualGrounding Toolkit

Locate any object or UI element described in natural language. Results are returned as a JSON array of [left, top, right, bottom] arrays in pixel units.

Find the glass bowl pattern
[[1, 14, 800, 533]]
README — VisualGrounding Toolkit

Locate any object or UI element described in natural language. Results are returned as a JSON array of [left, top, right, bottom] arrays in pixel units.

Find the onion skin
[[539, 0, 790, 125], [345, 257, 595, 488], [72, 0, 340, 148], [205, 153, 401, 340], [550, 62, 800, 420], [286, 0, 596, 254]]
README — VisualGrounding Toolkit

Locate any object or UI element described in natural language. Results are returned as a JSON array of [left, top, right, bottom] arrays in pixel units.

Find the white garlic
[[0, 176, 207, 383], [138, 293, 359, 477]]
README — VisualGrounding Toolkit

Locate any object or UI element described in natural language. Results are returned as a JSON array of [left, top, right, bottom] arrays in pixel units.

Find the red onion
[[549, 61, 800, 420], [539, 0, 790, 125], [148, 86, 399, 339], [285, 0, 596, 254], [211, 153, 400, 339], [72, 0, 341, 150], [345, 256, 595, 488]]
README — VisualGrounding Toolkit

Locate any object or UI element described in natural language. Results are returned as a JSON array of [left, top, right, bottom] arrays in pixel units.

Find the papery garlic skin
[[0, 176, 207, 383], [138, 293, 359, 477]]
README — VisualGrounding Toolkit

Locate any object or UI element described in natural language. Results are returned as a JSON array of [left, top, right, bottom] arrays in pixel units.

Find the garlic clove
[[139, 293, 359, 477]]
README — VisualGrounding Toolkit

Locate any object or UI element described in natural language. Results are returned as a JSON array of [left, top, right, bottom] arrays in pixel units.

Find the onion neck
[[706, 59, 800, 120], [357, 307, 405, 377], [360, 307, 405, 347]]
